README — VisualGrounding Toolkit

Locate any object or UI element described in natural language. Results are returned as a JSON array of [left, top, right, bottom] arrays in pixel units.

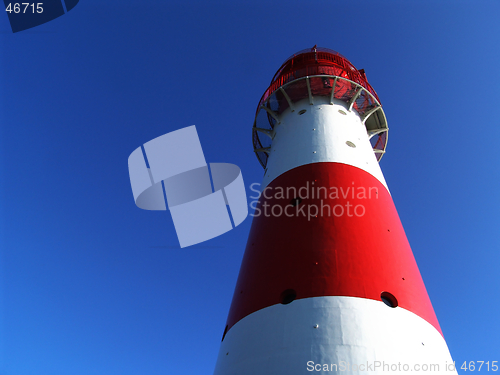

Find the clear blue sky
[[1, 1, 499, 374]]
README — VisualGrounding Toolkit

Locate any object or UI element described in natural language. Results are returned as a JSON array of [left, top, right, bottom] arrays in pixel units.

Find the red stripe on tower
[[214, 47, 457, 375]]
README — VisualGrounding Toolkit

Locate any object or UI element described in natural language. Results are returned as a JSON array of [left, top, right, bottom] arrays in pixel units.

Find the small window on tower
[[322, 77, 332, 88], [380, 292, 398, 308], [280, 289, 297, 305]]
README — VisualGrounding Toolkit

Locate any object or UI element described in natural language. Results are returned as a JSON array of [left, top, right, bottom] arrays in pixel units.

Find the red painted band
[[225, 162, 442, 336]]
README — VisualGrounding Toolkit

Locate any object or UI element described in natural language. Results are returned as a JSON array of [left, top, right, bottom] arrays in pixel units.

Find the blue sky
[[1, 1, 499, 374]]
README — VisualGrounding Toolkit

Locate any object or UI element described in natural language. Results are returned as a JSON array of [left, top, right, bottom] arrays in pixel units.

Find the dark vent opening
[[381, 292, 398, 308], [280, 289, 297, 305]]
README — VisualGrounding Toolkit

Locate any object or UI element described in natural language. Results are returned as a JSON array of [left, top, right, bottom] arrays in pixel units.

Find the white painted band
[[261, 97, 389, 192], [214, 296, 456, 374]]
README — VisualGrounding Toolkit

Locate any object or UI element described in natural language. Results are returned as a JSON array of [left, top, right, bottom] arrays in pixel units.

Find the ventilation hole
[[381, 292, 398, 308], [338, 110, 347, 115], [280, 289, 297, 305], [221, 325, 228, 342], [346, 141, 356, 148], [298, 109, 307, 115], [290, 197, 302, 207]]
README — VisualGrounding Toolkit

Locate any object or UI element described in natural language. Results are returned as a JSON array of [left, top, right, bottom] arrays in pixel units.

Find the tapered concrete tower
[[214, 47, 456, 374]]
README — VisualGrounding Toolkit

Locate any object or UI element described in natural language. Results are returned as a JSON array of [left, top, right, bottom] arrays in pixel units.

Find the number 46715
[[5, 3, 43, 14], [461, 361, 498, 371]]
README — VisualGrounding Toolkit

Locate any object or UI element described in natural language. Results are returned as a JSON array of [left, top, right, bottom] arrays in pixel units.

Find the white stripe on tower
[[262, 96, 388, 191], [214, 48, 457, 374], [215, 297, 455, 374]]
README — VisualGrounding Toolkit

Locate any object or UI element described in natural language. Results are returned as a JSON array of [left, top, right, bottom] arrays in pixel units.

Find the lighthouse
[[213, 47, 457, 374]]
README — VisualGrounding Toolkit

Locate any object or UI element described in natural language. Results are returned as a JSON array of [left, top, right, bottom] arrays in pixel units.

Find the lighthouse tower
[[214, 47, 456, 374]]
